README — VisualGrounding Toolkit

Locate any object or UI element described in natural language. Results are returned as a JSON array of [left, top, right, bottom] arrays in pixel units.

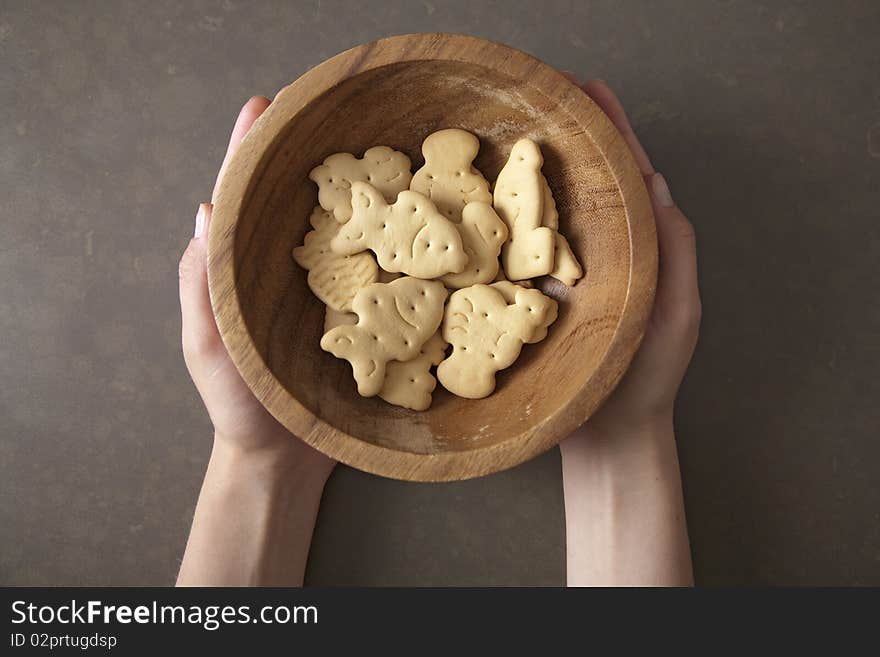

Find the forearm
[[177, 437, 330, 586], [559, 417, 693, 586]]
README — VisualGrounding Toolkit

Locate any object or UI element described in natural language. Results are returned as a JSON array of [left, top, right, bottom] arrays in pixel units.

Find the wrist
[[560, 412, 677, 473], [588, 409, 674, 445], [559, 410, 693, 587], [209, 434, 334, 493]]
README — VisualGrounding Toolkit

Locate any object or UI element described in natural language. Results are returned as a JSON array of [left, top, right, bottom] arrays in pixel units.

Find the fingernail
[[651, 173, 674, 208], [194, 204, 208, 238]]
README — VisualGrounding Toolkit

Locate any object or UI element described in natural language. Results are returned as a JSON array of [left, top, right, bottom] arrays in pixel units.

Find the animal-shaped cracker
[[309, 146, 412, 223], [379, 332, 448, 411], [541, 175, 583, 286], [292, 206, 378, 312], [321, 278, 448, 397], [410, 129, 492, 222], [490, 281, 557, 344], [437, 284, 556, 399], [321, 277, 411, 334], [549, 233, 583, 286], [324, 307, 357, 333], [440, 202, 508, 289], [331, 182, 468, 279], [494, 139, 556, 280]]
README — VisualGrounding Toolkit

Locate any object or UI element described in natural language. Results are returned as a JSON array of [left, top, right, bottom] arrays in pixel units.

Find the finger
[[179, 203, 222, 360], [581, 79, 654, 175], [211, 96, 272, 202], [560, 70, 580, 84], [648, 173, 701, 323]]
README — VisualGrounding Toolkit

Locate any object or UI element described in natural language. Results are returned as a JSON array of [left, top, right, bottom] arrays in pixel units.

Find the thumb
[[179, 203, 223, 364]]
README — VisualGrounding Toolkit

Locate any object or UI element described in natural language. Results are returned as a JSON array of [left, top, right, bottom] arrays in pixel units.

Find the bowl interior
[[231, 59, 632, 457]]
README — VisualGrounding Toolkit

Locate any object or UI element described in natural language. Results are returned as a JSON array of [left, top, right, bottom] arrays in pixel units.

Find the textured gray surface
[[1, 1, 878, 586]]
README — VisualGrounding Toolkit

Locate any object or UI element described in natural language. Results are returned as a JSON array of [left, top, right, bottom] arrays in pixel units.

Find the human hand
[[557, 79, 698, 585], [564, 78, 701, 439], [178, 96, 336, 478]]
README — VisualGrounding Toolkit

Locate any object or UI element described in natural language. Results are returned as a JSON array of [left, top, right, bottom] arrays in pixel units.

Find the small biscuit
[[541, 176, 583, 286], [323, 307, 357, 333], [549, 233, 583, 286], [379, 332, 448, 411], [494, 139, 556, 280], [440, 202, 508, 289], [323, 270, 397, 334], [321, 278, 448, 397], [490, 281, 557, 344], [309, 146, 412, 223], [437, 283, 556, 399], [410, 129, 492, 223], [292, 206, 378, 312], [332, 182, 468, 279]]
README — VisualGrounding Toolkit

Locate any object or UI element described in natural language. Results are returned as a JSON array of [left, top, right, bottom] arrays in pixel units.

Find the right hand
[[563, 79, 702, 437]]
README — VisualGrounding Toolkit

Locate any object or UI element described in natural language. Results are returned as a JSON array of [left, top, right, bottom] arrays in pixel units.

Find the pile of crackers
[[293, 129, 582, 410]]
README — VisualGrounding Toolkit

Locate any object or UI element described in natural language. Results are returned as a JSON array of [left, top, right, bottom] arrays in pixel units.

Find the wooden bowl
[[209, 34, 657, 481]]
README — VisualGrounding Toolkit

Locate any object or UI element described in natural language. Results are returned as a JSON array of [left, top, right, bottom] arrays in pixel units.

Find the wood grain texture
[[208, 33, 657, 481]]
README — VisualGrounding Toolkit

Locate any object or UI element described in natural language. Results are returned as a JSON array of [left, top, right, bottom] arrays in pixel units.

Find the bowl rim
[[208, 33, 657, 481]]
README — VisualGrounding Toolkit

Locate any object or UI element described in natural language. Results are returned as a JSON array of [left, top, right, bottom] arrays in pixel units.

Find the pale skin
[[559, 76, 700, 586], [177, 96, 336, 587], [177, 79, 699, 587]]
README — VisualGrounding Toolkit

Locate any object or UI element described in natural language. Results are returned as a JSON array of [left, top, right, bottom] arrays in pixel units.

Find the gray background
[[1, 0, 878, 586]]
